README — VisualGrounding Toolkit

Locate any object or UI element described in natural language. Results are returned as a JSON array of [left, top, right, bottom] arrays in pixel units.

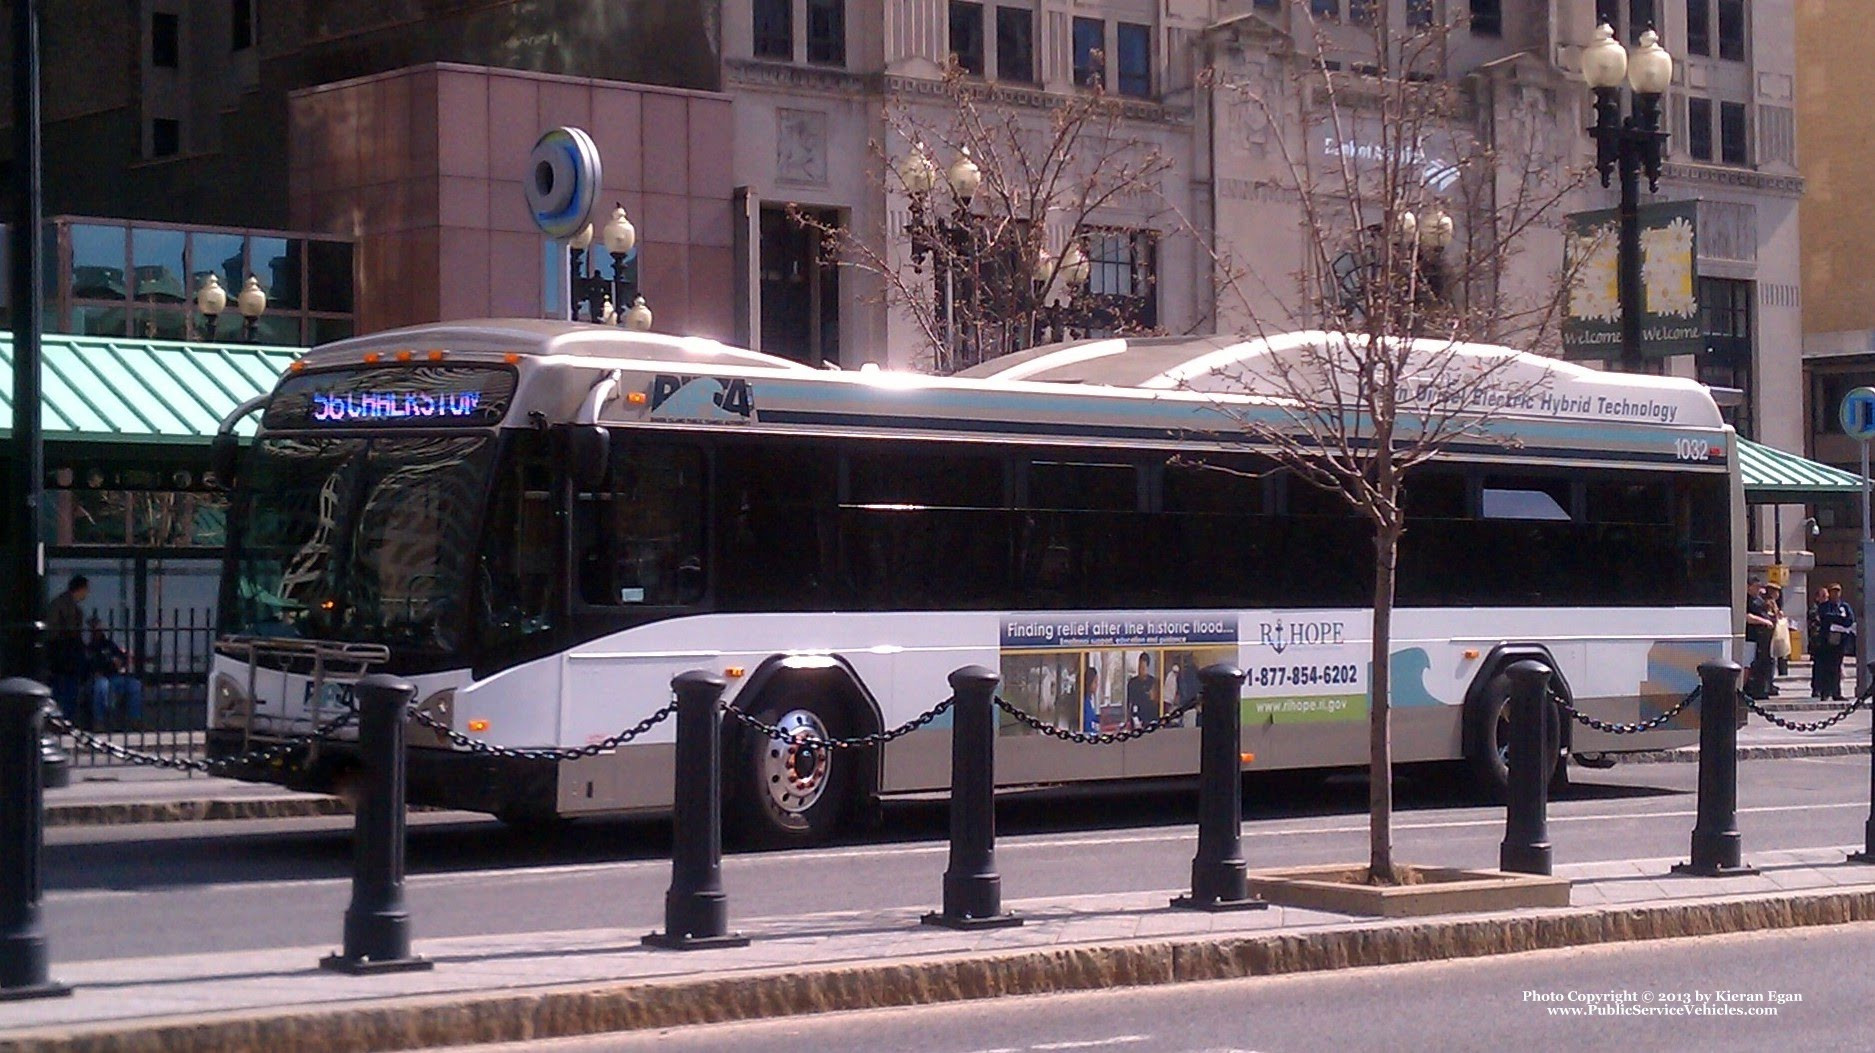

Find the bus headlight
[[410, 689, 456, 748], [212, 674, 251, 728]]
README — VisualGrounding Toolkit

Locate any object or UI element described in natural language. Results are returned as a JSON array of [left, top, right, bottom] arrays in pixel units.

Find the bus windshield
[[223, 434, 494, 652]]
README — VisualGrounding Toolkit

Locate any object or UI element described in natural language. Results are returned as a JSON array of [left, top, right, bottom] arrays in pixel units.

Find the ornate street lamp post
[[1581, 23, 1674, 371], [569, 204, 653, 332]]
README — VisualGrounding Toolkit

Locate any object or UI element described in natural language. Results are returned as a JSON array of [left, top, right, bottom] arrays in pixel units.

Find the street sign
[[1840, 386, 1875, 441]]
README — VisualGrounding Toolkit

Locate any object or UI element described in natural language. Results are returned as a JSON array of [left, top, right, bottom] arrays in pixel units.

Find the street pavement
[[38, 749, 1875, 961], [451, 922, 1875, 1053]]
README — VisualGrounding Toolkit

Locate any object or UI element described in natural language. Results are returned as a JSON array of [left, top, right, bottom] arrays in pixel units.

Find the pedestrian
[[1813, 584, 1857, 702], [1744, 577, 1776, 700], [86, 616, 145, 730], [1126, 653, 1157, 729], [46, 575, 92, 727], [1809, 585, 1833, 701], [1765, 583, 1788, 693]]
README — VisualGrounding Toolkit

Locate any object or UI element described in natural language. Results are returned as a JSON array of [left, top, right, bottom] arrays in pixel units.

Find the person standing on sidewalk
[[1812, 584, 1857, 702], [1745, 578, 1776, 700], [46, 574, 92, 725]]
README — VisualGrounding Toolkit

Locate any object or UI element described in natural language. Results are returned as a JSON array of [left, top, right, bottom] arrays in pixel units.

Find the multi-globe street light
[[569, 203, 653, 332], [1580, 23, 1675, 371]]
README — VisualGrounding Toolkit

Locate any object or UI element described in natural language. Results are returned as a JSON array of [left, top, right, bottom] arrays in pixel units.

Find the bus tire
[[1465, 671, 1562, 801], [731, 691, 855, 848]]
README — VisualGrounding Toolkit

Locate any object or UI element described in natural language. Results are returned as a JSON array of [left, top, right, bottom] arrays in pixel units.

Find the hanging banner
[[1562, 200, 1701, 360]]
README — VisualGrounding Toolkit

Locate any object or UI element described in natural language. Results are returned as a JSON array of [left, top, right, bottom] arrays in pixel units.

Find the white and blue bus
[[207, 320, 1741, 844]]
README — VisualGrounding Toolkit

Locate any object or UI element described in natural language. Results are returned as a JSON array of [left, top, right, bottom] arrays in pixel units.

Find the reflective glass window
[[250, 236, 301, 310], [306, 239, 354, 313], [132, 227, 188, 303], [70, 224, 128, 301]]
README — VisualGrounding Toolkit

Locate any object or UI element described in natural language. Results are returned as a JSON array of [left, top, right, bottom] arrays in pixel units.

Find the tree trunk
[[1368, 519, 1400, 884]]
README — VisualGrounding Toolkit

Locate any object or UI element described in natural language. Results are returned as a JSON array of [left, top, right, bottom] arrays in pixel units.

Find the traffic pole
[[645, 671, 749, 949], [1498, 660, 1554, 875], [925, 665, 1022, 929], [0, 678, 70, 1000], [1672, 660, 1758, 877], [1173, 664, 1266, 911], [321, 675, 433, 973]]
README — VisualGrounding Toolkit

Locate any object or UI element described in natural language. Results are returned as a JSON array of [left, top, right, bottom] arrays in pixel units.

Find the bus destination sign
[[264, 364, 516, 429]]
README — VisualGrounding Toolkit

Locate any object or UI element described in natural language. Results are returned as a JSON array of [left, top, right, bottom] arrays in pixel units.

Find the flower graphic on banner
[[1565, 224, 1620, 324], [1641, 215, 1697, 318]]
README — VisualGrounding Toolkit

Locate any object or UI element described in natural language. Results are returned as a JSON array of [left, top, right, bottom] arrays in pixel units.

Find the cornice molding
[[1662, 162, 1804, 198]]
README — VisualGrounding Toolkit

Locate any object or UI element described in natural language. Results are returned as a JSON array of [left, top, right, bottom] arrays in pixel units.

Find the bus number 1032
[[1674, 438, 1713, 462]]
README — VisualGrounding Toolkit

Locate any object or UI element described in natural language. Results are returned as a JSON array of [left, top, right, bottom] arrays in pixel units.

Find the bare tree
[[1199, 4, 1590, 883], [792, 63, 1180, 373]]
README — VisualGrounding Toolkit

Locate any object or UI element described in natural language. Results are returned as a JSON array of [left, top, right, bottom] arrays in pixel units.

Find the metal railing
[[47, 606, 216, 772]]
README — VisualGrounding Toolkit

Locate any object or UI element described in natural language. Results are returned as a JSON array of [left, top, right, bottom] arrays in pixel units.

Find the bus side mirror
[[570, 426, 610, 491], [209, 434, 240, 488]]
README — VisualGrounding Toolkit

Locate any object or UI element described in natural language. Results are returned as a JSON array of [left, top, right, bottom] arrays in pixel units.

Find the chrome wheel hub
[[761, 709, 832, 818]]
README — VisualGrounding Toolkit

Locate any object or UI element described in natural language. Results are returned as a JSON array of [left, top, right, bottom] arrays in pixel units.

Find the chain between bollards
[[1672, 660, 1758, 878], [1499, 661, 1554, 876], [1172, 665, 1266, 912], [0, 679, 70, 1000], [924, 666, 1021, 930], [320, 675, 433, 974], [645, 671, 748, 949]]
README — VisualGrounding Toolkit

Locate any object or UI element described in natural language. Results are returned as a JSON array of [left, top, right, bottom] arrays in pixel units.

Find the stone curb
[[6, 887, 1875, 1053], [44, 796, 352, 827], [1611, 742, 1871, 764]]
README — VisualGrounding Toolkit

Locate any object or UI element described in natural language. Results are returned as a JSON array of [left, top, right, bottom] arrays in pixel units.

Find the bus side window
[[480, 434, 560, 642], [580, 443, 705, 607]]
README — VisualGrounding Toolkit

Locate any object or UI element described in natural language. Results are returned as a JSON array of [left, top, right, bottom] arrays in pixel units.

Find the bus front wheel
[[1465, 671, 1563, 801], [732, 694, 854, 848]]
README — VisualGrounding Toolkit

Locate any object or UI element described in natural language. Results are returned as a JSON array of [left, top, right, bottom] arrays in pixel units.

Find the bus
[[206, 319, 1741, 845]]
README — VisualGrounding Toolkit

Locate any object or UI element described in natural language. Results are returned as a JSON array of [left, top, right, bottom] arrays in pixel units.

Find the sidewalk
[[2, 846, 1873, 1053], [43, 769, 349, 827]]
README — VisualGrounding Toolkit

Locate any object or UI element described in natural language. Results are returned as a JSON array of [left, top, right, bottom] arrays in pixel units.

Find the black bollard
[[1671, 660, 1758, 877], [1173, 664, 1267, 912], [321, 675, 433, 973], [1498, 660, 1554, 875], [1849, 661, 1875, 865], [0, 679, 70, 1000], [924, 665, 1022, 930], [645, 671, 749, 949]]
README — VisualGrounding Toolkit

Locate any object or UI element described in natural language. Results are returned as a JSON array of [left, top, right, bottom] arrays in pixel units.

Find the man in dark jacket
[[1744, 578, 1776, 700], [46, 575, 91, 726], [1811, 583, 1857, 702]]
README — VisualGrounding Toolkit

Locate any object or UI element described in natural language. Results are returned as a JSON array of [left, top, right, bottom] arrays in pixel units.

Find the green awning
[[0, 333, 297, 444], [1739, 438, 1865, 500]]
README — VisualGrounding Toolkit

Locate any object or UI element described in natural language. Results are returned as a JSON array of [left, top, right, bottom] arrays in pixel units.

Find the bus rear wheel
[[732, 696, 854, 848], [1465, 671, 1563, 801]]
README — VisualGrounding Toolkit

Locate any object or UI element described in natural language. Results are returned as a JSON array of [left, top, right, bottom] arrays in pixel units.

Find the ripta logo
[[1258, 619, 1346, 653], [647, 375, 755, 421]]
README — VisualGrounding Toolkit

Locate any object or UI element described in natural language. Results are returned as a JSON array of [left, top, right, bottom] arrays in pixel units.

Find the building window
[[1686, 0, 1710, 55], [995, 6, 1034, 84], [806, 0, 845, 65], [949, 2, 985, 76], [1349, 0, 1377, 25], [1471, 0, 1503, 35], [1115, 23, 1150, 99], [1697, 277, 1753, 438], [151, 11, 180, 69], [1717, 0, 1746, 62], [753, 0, 792, 59], [1072, 17, 1103, 89], [1687, 96, 1713, 161], [231, 0, 254, 51], [1082, 229, 1158, 335], [1407, 0, 1434, 27], [1311, 0, 1340, 21], [1719, 100, 1749, 165], [151, 118, 181, 158], [1626, 0, 1655, 43]]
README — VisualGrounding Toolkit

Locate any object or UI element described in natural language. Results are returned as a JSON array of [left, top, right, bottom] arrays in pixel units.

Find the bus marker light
[[395, 349, 414, 363], [725, 666, 746, 678], [363, 351, 383, 363], [1463, 649, 1480, 659], [427, 349, 446, 362], [626, 391, 648, 405], [1240, 753, 1256, 764], [467, 719, 490, 733], [288, 360, 306, 372], [504, 353, 522, 364]]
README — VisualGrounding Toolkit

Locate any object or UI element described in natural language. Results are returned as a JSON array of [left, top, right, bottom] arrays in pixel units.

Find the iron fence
[[48, 606, 216, 771]]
